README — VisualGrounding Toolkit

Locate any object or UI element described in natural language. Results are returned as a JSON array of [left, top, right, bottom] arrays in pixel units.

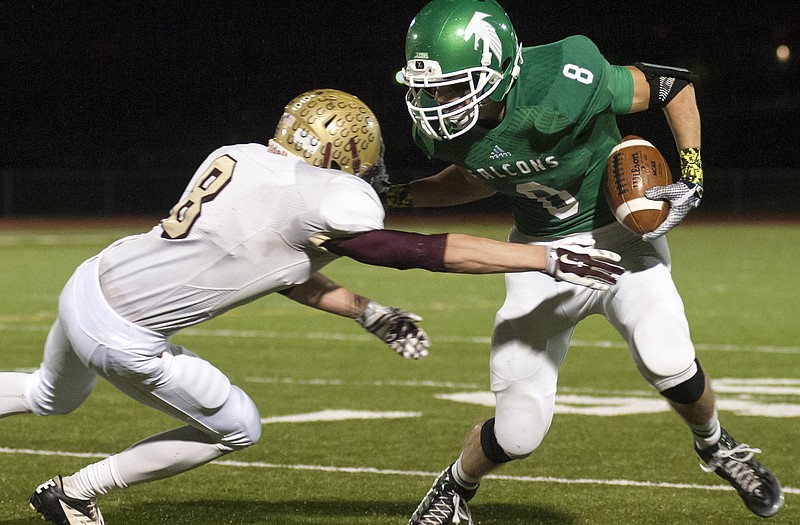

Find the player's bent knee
[[492, 386, 553, 458], [659, 360, 706, 404], [491, 417, 544, 460], [217, 385, 262, 451], [26, 371, 95, 416], [31, 396, 84, 416], [632, 315, 695, 379]]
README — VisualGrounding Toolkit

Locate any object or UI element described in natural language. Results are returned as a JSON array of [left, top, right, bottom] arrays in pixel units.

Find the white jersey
[[98, 143, 384, 334]]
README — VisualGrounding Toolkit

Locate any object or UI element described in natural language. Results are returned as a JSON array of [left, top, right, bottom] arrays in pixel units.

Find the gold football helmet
[[270, 89, 383, 179]]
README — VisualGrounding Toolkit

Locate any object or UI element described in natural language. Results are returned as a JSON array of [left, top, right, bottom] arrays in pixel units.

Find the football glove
[[359, 138, 414, 208], [362, 138, 391, 195], [355, 301, 430, 359], [544, 237, 624, 290], [642, 180, 703, 241]]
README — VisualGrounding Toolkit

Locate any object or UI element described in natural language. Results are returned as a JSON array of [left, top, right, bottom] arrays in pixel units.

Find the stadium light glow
[[776, 44, 791, 64]]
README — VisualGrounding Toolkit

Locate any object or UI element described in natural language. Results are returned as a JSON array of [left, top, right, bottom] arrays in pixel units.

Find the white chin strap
[[266, 139, 290, 156]]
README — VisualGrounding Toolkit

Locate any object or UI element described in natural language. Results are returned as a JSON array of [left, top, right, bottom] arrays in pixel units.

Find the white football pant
[[0, 255, 262, 496], [491, 221, 696, 458]]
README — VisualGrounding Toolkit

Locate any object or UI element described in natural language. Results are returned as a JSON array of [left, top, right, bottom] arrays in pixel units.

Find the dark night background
[[2, 1, 798, 217]]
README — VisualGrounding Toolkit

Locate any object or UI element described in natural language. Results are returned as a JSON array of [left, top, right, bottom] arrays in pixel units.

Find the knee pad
[[216, 385, 262, 451], [155, 354, 259, 449], [660, 360, 706, 404], [492, 381, 554, 459], [480, 418, 514, 464]]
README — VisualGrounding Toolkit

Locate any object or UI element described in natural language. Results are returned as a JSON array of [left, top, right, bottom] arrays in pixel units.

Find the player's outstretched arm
[[321, 230, 624, 289], [279, 273, 430, 359]]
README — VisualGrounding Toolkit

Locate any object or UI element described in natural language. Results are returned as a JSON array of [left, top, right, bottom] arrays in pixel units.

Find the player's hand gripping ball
[[603, 136, 672, 235]]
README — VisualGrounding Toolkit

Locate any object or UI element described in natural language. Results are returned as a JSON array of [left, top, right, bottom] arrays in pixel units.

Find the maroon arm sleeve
[[321, 229, 448, 272]]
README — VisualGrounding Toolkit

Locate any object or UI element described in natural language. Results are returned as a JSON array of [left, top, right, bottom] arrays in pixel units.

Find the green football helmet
[[402, 0, 522, 140]]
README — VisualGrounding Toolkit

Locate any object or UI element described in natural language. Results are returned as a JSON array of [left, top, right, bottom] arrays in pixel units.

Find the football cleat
[[695, 428, 784, 518], [29, 475, 105, 525], [409, 465, 478, 525]]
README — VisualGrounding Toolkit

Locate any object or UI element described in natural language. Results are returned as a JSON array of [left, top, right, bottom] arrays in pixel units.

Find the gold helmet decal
[[271, 89, 382, 177]]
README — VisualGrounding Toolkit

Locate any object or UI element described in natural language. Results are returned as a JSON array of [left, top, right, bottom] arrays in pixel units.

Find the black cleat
[[29, 475, 105, 525], [408, 465, 478, 525], [696, 428, 784, 518]]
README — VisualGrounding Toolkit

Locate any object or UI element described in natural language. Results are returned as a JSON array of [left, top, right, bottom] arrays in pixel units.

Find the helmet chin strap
[[477, 100, 506, 125], [266, 139, 290, 156]]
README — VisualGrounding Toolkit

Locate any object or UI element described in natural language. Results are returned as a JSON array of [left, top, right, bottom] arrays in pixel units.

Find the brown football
[[603, 136, 672, 235]]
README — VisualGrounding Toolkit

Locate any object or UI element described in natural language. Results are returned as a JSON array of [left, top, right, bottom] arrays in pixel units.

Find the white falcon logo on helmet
[[464, 11, 502, 67]]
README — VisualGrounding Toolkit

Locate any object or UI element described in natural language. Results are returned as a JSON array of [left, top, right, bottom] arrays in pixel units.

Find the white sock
[[689, 411, 721, 450], [63, 426, 228, 500], [452, 455, 481, 488], [0, 372, 32, 417], [62, 456, 125, 499]]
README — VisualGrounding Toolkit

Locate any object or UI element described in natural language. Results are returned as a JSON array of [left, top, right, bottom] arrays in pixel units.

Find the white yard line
[[261, 409, 421, 424], [245, 377, 485, 389], [0, 446, 796, 495]]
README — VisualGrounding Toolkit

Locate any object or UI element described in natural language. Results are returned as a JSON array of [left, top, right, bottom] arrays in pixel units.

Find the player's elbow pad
[[634, 62, 697, 108]]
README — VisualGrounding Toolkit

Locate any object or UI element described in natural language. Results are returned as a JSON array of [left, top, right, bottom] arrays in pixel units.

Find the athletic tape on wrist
[[679, 147, 703, 186], [381, 184, 413, 208]]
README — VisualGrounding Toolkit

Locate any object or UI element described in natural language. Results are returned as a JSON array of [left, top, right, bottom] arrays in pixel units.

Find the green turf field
[[1, 219, 798, 524]]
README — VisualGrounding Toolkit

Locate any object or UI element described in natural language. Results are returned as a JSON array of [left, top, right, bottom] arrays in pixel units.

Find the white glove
[[642, 180, 703, 241], [355, 301, 430, 359], [544, 237, 624, 291]]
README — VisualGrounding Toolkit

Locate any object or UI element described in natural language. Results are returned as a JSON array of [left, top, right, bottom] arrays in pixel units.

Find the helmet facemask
[[404, 62, 503, 140]]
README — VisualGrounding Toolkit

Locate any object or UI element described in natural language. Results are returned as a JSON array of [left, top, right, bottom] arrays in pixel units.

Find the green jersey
[[413, 35, 635, 237]]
